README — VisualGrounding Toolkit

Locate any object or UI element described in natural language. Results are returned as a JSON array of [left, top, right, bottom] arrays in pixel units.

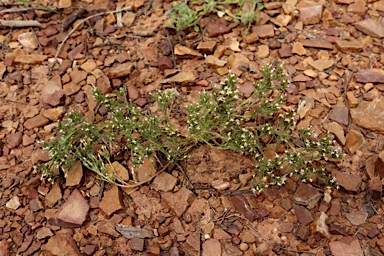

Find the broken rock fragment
[[206, 21, 231, 37], [293, 204, 313, 225], [336, 40, 363, 52], [6, 196, 21, 210], [325, 122, 346, 145], [14, 54, 47, 64], [45, 182, 62, 207], [329, 106, 349, 126], [354, 19, 384, 38], [151, 172, 177, 192], [300, 5, 322, 25], [43, 234, 81, 256], [24, 115, 50, 130], [252, 24, 274, 38], [205, 55, 227, 68], [158, 56, 173, 72], [332, 171, 362, 192], [300, 39, 333, 49], [293, 183, 322, 209], [197, 41, 217, 54], [355, 69, 384, 83], [329, 236, 363, 256], [310, 212, 330, 238], [229, 194, 260, 221], [18, 32, 38, 49], [350, 97, 384, 133], [6, 132, 22, 149], [174, 44, 203, 58], [49, 189, 89, 227], [345, 129, 364, 154], [65, 160, 83, 187], [346, 211, 368, 226], [228, 53, 250, 76], [42, 80, 64, 107], [164, 71, 197, 85], [99, 185, 124, 216], [107, 62, 135, 79], [162, 187, 195, 217], [202, 239, 221, 256]]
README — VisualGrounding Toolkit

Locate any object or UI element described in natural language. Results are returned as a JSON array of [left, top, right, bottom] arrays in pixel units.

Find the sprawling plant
[[40, 65, 340, 192]]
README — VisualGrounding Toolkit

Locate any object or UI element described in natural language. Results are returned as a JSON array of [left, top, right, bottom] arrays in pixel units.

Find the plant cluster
[[168, 0, 263, 35], [39, 65, 340, 193]]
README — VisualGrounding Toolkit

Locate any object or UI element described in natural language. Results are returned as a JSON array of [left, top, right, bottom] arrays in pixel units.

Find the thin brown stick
[[175, 163, 194, 190], [0, 28, 12, 52], [0, 19, 43, 28], [48, 6, 132, 75], [136, 0, 154, 17], [0, 7, 35, 13], [165, 29, 177, 69], [97, 180, 105, 203]]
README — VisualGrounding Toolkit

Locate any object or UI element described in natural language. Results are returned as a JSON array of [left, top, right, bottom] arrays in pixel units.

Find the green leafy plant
[[168, 0, 263, 34], [39, 65, 340, 192]]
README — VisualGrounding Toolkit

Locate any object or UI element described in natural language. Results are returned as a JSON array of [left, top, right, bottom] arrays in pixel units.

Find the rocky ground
[[1, 0, 384, 255]]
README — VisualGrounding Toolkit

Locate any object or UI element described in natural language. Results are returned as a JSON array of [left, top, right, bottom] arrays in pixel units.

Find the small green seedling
[[168, 0, 263, 35]]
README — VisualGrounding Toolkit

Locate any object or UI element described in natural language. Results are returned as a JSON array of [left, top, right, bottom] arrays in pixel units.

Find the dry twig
[[0, 19, 42, 27], [165, 29, 177, 69], [136, 0, 154, 17], [0, 7, 34, 13], [48, 6, 132, 75], [62, 7, 86, 30]]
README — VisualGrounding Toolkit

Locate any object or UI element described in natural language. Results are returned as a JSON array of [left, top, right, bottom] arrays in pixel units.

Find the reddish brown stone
[[293, 204, 313, 225], [300, 5, 322, 25], [97, 75, 113, 94], [278, 46, 292, 58], [296, 224, 310, 240], [252, 24, 274, 38], [107, 62, 135, 79], [329, 237, 363, 256], [130, 237, 144, 251], [158, 56, 173, 72], [162, 187, 195, 217], [355, 19, 384, 38], [0, 240, 10, 256], [328, 199, 341, 216], [49, 189, 89, 227], [294, 183, 322, 209], [44, 234, 81, 255], [68, 44, 85, 61], [329, 224, 347, 236], [99, 186, 124, 216], [206, 21, 231, 37], [368, 177, 383, 200], [6, 132, 22, 149], [82, 245, 97, 256], [336, 40, 363, 52], [229, 195, 260, 222], [355, 69, 384, 83], [24, 115, 50, 130], [329, 106, 349, 126], [300, 39, 333, 49], [332, 171, 362, 192]]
